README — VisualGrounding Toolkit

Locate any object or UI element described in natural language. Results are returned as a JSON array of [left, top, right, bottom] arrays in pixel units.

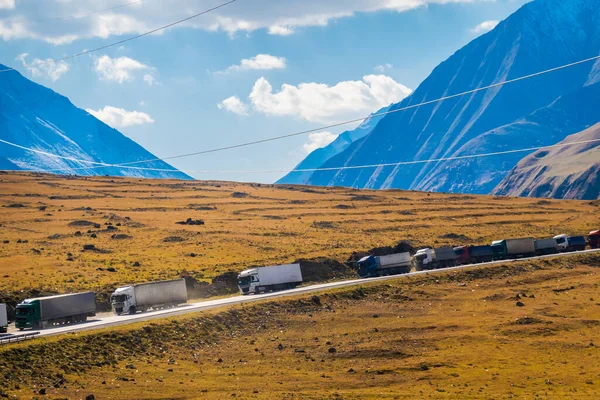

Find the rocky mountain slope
[[0, 65, 190, 179], [493, 122, 600, 200], [303, 0, 600, 195], [277, 106, 391, 185]]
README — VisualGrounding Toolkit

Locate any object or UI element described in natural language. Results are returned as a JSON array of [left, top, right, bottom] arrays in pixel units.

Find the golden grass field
[[1, 254, 599, 399], [0, 172, 599, 300]]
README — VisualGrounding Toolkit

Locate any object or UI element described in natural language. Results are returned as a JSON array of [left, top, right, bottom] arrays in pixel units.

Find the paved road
[[3, 248, 599, 341]]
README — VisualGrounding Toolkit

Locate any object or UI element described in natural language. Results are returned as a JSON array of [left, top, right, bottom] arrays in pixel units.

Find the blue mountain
[[276, 106, 391, 185], [0, 65, 191, 180], [304, 0, 600, 195]]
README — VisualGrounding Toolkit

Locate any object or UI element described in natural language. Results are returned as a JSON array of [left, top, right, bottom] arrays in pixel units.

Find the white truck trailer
[[0, 303, 7, 333], [357, 253, 412, 277], [238, 264, 303, 295], [111, 278, 188, 315]]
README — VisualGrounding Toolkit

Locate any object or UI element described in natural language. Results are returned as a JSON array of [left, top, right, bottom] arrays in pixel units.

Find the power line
[[9, 138, 600, 175], [31, 0, 146, 22], [0, 0, 238, 74], [87, 54, 600, 168], [1, 54, 599, 174]]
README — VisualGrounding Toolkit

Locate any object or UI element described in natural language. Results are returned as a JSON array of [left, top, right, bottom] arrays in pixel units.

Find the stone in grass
[[516, 301, 525, 307]]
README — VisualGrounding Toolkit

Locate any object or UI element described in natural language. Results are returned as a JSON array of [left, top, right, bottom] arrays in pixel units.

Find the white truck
[[111, 278, 188, 315], [553, 234, 587, 252], [238, 264, 303, 295], [0, 303, 7, 333], [414, 247, 458, 271], [357, 253, 412, 278]]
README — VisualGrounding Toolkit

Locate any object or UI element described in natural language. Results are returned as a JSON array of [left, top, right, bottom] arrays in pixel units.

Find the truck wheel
[[129, 306, 137, 315]]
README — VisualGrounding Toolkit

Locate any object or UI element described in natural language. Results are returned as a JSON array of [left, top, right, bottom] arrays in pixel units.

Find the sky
[[0, 0, 530, 182]]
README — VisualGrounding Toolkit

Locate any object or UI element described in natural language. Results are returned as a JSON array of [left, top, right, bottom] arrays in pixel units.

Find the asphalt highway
[[2, 248, 599, 341]]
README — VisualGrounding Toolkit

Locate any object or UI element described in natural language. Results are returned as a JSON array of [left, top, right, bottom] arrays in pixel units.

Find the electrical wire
[[0, 0, 238, 74], [1, 54, 599, 176], [73, 54, 600, 169], [9, 138, 600, 175]]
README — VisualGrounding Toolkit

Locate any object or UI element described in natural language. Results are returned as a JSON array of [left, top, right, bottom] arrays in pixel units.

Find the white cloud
[[94, 55, 154, 84], [240, 74, 411, 123], [0, 0, 493, 45], [0, 0, 15, 10], [86, 106, 154, 128], [143, 73, 156, 86], [470, 20, 499, 34], [268, 25, 294, 36], [221, 54, 286, 73], [374, 63, 393, 73], [303, 131, 338, 154], [16, 53, 69, 82], [217, 96, 249, 116]]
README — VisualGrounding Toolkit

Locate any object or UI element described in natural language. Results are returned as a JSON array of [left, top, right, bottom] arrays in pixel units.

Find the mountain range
[[0, 64, 190, 180], [288, 0, 600, 199]]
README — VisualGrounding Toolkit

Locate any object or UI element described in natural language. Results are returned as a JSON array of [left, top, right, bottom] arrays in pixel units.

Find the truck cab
[[491, 240, 506, 259], [357, 255, 377, 278], [111, 286, 136, 315], [454, 246, 469, 265], [238, 268, 259, 294], [413, 248, 433, 270], [15, 299, 40, 330], [589, 230, 600, 249], [553, 234, 568, 251]]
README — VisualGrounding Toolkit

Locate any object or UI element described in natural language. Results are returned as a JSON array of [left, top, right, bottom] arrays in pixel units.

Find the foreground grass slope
[[1, 172, 598, 300], [1, 254, 599, 399]]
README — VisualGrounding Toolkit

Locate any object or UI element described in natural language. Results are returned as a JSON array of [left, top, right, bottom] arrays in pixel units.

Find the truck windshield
[[16, 307, 33, 315], [238, 276, 251, 286], [555, 237, 566, 244], [111, 295, 127, 303]]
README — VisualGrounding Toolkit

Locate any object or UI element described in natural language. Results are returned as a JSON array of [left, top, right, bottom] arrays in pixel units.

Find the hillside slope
[[305, 0, 600, 194], [0, 64, 190, 179], [493, 123, 600, 199]]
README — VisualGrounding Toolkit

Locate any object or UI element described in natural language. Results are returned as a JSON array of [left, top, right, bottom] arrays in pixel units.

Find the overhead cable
[[0, 0, 238, 74], [76, 54, 600, 168], [7, 139, 600, 175]]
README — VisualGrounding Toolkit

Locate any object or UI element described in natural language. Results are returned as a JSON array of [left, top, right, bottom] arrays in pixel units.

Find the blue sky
[[0, 0, 529, 182]]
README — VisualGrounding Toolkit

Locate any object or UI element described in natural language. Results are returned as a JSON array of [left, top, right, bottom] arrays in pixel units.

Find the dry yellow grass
[[0, 172, 598, 299], [1, 254, 599, 399]]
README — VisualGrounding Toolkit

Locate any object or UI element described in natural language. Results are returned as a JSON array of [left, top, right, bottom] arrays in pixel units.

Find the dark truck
[[357, 252, 412, 278], [454, 245, 494, 265], [15, 292, 96, 330]]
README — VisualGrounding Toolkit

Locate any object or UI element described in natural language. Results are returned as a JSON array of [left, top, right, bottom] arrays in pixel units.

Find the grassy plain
[[0, 172, 598, 300], [1, 254, 599, 399]]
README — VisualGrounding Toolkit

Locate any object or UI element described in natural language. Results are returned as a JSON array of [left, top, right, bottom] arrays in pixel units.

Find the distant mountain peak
[[0, 62, 190, 180], [299, 0, 600, 199]]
